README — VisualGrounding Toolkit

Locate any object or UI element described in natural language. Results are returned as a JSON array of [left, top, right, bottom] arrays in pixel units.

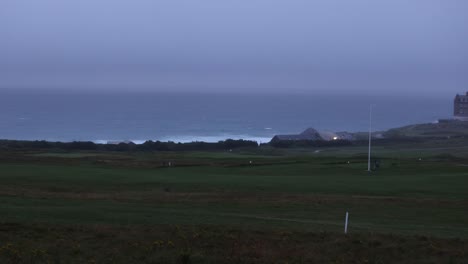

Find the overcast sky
[[1, 0, 467, 96]]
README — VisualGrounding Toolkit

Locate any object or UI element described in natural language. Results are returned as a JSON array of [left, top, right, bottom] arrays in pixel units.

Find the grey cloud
[[0, 0, 467, 96]]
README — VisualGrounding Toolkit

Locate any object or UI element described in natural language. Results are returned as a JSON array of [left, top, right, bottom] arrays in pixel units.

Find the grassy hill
[[383, 120, 468, 138]]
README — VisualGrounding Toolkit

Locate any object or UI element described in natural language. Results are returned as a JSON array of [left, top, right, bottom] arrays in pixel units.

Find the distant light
[[333, 136, 338, 140]]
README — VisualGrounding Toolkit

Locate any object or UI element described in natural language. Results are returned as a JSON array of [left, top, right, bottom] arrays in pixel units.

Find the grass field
[[0, 141, 467, 263]]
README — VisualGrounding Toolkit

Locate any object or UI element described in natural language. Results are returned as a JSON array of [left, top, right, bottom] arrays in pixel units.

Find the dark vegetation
[[1, 223, 466, 264], [269, 138, 353, 148], [0, 137, 432, 152], [0, 139, 259, 152]]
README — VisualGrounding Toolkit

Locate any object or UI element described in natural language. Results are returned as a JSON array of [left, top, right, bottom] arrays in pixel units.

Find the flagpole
[[368, 104, 372, 172]]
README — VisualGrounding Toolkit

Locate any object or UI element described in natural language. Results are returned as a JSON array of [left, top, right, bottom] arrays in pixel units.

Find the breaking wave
[[92, 135, 272, 145]]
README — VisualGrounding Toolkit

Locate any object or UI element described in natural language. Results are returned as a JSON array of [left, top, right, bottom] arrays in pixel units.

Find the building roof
[[455, 92, 468, 100], [272, 128, 323, 141], [335, 132, 356, 141]]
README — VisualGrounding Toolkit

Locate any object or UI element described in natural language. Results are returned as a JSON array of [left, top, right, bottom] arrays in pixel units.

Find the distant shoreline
[[0, 135, 274, 145], [2, 119, 467, 146]]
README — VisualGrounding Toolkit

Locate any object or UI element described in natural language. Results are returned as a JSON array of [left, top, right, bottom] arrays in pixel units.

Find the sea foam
[[93, 135, 272, 145]]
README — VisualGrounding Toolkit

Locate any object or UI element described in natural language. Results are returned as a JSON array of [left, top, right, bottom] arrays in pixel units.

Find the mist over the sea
[[0, 90, 451, 143]]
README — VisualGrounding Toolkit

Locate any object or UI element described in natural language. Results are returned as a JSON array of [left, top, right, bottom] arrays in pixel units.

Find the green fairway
[[1, 143, 468, 263], [1, 146, 467, 236]]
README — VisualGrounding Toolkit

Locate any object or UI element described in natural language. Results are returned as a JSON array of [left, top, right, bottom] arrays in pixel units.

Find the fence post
[[344, 211, 349, 234]]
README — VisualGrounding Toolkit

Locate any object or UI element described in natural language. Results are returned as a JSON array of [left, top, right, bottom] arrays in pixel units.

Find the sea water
[[0, 90, 452, 143]]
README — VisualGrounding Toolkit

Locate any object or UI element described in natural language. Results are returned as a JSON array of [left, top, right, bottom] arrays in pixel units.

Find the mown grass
[[0, 158, 466, 198], [0, 142, 467, 262]]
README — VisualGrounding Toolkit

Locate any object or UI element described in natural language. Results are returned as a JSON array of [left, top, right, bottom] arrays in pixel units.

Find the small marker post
[[344, 211, 349, 234]]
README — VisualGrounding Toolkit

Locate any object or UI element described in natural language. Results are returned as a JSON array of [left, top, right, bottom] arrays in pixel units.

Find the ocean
[[0, 90, 452, 143]]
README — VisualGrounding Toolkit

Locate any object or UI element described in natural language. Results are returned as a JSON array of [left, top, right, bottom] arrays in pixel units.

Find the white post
[[368, 105, 372, 172], [344, 211, 349, 234]]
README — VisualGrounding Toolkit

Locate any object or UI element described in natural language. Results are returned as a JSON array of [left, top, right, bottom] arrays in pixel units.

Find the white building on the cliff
[[454, 92, 468, 121]]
